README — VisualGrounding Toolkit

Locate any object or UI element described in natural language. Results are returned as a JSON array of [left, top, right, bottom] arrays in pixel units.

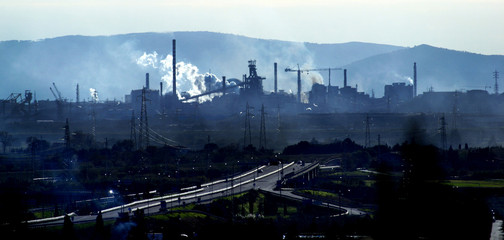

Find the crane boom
[[285, 67, 342, 72], [50, 87, 59, 101], [285, 66, 343, 102], [300, 68, 343, 86], [52, 82, 63, 101]]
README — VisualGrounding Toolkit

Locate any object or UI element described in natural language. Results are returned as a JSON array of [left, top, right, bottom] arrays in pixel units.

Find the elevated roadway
[[28, 161, 364, 227]]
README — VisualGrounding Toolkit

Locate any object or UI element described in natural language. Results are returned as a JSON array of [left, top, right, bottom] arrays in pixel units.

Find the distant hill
[[0, 32, 403, 101], [343, 44, 504, 97], [1, 32, 502, 101]]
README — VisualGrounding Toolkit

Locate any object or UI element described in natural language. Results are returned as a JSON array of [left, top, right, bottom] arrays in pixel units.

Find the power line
[[244, 102, 253, 147], [130, 111, 136, 148], [494, 70, 500, 95], [259, 104, 266, 149], [365, 114, 371, 148], [439, 113, 447, 150], [138, 88, 150, 149]]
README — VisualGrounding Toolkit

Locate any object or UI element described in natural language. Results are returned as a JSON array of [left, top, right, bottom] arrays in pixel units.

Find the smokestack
[[274, 62, 278, 93], [344, 69, 347, 87], [413, 62, 417, 97], [297, 69, 301, 103], [222, 76, 226, 95], [172, 39, 177, 99], [160, 82, 163, 97], [76, 83, 79, 103], [146, 73, 150, 89]]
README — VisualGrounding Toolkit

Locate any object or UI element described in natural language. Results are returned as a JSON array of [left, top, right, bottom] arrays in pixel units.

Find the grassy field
[[150, 211, 208, 220], [298, 189, 339, 199], [329, 171, 371, 177], [444, 179, 504, 188]]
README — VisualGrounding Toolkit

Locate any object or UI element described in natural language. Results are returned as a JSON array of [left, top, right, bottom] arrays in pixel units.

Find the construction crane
[[285, 66, 343, 102], [52, 82, 63, 101], [50, 82, 64, 119], [50, 87, 59, 101]]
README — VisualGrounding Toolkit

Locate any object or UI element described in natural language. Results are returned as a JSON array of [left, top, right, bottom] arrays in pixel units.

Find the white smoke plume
[[89, 88, 99, 102], [309, 72, 324, 85], [136, 52, 158, 68], [393, 72, 414, 85], [286, 62, 326, 93], [406, 77, 414, 85], [136, 51, 228, 102]]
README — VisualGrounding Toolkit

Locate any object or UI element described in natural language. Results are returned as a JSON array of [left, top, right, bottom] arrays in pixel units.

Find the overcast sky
[[1, 0, 503, 55]]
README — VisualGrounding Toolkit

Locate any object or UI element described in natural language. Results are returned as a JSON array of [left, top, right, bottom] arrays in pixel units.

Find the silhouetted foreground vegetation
[[1, 132, 504, 239], [9, 190, 353, 240]]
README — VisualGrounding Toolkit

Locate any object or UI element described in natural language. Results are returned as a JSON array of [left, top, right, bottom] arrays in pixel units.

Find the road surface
[[28, 161, 364, 227]]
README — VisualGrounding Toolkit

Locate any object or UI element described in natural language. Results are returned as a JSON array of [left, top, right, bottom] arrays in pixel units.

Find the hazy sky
[[0, 0, 503, 55]]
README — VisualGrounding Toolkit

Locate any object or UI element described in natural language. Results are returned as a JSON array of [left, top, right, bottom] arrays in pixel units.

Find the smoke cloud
[[136, 52, 158, 68], [393, 72, 414, 85], [89, 88, 99, 102], [309, 72, 324, 85], [137, 51, 228, 102]]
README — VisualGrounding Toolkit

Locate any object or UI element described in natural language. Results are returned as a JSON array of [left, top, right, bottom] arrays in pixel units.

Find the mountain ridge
[[342, 44, 504, 97], [0, 31, 502, 101]]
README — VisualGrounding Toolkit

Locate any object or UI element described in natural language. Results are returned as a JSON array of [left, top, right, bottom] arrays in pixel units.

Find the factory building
[[384, 82, 414, 110], [125, 73, 160, 115]]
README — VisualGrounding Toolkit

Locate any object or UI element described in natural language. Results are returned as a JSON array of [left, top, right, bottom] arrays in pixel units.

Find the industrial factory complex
[[2, 39, 504, 150]]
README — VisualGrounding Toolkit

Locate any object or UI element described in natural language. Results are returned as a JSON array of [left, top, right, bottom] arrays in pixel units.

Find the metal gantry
[[285, 66, 343, 102], [259, 104, 267, 149], [365, 114, 371, 148], [243, 102, 253, 147], [439, 113, 447, 150]]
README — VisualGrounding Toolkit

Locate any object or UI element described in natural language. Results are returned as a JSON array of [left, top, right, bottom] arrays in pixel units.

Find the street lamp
[[237, 160, 242, 193]]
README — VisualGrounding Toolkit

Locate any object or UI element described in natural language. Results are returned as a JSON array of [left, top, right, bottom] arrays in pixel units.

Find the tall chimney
[[160, 82, 163, 97], [297, 69, 301, 103], [274, 62, 278, 93], [222, 76, 226, 95], [146, 73, 150, 89], [344, 69, 347, 87], [172, 39, 177, 99], [76, 84, 79, 104], [413, 62, 417, 97]]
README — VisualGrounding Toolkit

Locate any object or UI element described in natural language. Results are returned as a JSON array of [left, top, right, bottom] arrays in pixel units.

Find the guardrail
[[106, 162, 294, 213], [259, 189, 349, 217], [27, 163, 290, 224], [286, 162, 319, 180]]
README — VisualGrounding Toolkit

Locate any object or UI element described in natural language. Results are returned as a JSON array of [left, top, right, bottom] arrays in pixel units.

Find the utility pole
[[259, 104, 266, 149], [365, 114, 371, 148], [138, 88, 150, 149], [64, 118, 70, 149], [130, 111, 136, 149], [452, 91, 458, 130], [243, 102, 252, 147], [494, 70, 500, 95], [439, 113, 447, 150]]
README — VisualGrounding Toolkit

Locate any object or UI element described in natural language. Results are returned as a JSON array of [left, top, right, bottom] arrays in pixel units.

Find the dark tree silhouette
[[0, 131, 13, 154], [63, 214, 75, 239]]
